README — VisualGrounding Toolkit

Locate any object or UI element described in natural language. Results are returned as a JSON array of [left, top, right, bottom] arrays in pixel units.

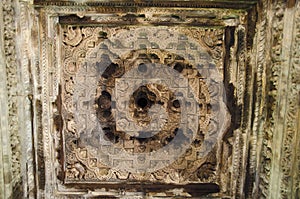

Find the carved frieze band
[[280, 1, 300, 197], [2, 0, 22, 197], [248, 0, 267, 198], [259, 1, 300, 199], [33, 1, 257, 9], [257, 0, 274, 198], [258, 1, 284, 198]]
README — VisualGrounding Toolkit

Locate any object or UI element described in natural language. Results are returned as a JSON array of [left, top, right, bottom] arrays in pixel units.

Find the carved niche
[[32, 1, 256, 198]]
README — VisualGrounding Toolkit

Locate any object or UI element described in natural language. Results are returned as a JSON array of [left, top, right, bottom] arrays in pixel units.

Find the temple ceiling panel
[[2, 0, 299, 198], [31, 3, 254, 197]]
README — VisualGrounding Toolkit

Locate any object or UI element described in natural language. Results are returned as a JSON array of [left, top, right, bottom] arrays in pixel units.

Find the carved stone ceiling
[[62, 25, 229, 182], [2, 0, 298, 198], [38, 4, 250, 197]]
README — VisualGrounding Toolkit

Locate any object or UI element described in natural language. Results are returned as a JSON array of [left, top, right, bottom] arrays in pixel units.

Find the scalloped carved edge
[[33, 0, 257, 9]]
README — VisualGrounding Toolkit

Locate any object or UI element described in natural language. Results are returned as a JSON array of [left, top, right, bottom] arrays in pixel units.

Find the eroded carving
[[2, 0, 22, 196], [60, 26, 230, 188], [19, 2, 300, 198]]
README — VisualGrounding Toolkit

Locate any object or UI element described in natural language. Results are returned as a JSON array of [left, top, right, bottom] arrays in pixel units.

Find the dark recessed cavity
[[174, 62, 184, 72], [137, 97, 148, 108], [138, 63, 147, 73], [173, 99, 180, 108]]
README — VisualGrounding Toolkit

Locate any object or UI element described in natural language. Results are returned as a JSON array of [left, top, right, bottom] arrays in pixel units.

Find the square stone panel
[[35, 4, 251, 197], [61, 24, 230, 187]]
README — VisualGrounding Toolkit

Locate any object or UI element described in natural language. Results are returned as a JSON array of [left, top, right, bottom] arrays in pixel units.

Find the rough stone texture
[[0, 2, 12, 198], [0, 0, 299, 198]]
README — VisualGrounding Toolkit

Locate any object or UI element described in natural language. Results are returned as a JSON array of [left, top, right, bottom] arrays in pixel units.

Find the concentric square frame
[[32, 1, 259, 198]]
